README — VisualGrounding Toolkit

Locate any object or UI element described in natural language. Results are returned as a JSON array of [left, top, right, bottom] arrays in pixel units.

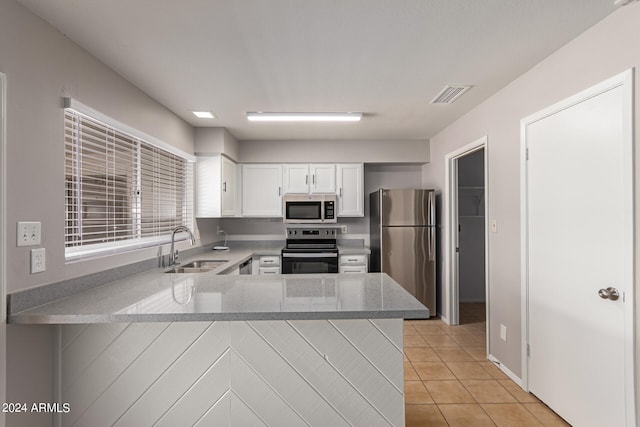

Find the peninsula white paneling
[[114, 322, 230, 426], [59, 319, 404, 426]]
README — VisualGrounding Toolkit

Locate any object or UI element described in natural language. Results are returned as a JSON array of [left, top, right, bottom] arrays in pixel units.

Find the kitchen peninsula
[[8, 253, 428, 427]]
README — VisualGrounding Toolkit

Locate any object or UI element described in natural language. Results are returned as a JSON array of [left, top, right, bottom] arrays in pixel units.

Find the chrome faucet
[[168, 226, 196, 266]]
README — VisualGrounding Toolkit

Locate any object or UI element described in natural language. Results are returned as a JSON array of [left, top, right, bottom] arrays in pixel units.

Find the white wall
[[194, 128, 240, 161], [238, 139, 429, 164], [0, 1, 196, 425], [0, 0, 195, 295], [422, 2, 640, 389]]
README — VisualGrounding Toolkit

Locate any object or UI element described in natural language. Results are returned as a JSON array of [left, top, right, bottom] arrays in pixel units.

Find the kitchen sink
[[165, 260, 228, 273], [182, 260, 228, 269]]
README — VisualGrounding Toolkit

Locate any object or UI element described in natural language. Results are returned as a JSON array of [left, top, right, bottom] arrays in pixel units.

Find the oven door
[[281, 251, 339, 274]]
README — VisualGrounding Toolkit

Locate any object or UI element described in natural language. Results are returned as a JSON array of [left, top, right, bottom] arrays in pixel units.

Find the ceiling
[[17, 0, 616, 141]]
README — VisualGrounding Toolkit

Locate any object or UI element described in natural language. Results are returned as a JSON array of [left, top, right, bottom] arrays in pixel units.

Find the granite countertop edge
[[9, 308, 429, 325]]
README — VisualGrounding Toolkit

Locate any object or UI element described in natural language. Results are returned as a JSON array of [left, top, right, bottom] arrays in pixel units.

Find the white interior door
[[523, 70, 634, 427]]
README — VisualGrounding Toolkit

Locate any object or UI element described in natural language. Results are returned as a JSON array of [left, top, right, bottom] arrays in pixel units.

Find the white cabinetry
[[336, 163, 364, 217], [339, 254, 368, 273], [196, 154, 237, 217], [253, 255, 280, 275], [241, 164, 283, 217], [283, 164, 335, 194]]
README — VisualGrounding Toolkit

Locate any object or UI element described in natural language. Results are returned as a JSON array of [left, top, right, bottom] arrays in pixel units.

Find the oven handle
[[282, 253, 338, 258]]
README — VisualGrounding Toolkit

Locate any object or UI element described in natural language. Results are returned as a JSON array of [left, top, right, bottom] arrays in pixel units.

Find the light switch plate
[[17, 221, 41, 246], [31, 247, 46, 274]]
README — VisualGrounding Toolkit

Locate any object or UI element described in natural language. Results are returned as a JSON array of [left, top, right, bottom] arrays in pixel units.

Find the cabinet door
[[221, 156, 236, 216], [310, 164, 336, 193], [283, 164, 310, 194], [195, 155, 222, 217], [336, 163, 364, 216], [242, 164, 283, 216]]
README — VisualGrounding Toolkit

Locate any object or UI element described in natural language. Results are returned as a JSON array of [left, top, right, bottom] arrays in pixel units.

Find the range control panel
[[286, 227, 337, 240]]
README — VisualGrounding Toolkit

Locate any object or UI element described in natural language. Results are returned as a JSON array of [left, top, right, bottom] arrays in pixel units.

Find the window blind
[[64, 109, 193, 259]]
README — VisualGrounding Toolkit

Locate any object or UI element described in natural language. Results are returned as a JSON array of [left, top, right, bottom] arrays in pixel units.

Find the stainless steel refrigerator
[[370, 189, 436, 316]]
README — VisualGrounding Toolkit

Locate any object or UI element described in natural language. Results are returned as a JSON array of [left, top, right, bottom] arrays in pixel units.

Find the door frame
[[520, 69, 635, 425], [444, 136, 489, 329]]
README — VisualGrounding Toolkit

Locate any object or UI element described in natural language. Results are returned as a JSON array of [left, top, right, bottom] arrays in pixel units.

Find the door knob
[[598, 287, 620, 301]]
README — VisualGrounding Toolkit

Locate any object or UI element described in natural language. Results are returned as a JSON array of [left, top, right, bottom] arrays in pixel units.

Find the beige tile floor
[[404, 303, 571, 426]]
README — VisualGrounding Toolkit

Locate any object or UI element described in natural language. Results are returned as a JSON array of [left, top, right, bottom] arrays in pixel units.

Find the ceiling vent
[[430, 85, 472, 104]]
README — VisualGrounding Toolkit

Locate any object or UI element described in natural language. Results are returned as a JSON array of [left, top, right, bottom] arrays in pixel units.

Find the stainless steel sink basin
[[182, 260, 228, 269], [165, 260, 228, 273]]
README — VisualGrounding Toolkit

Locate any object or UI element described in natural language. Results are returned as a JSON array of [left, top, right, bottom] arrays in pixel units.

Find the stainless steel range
[[281, 227, 339, 274]]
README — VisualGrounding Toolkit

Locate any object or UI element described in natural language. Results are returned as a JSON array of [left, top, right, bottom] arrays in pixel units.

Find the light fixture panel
[[246, 112, 362, 122], [192, 111, 215, 119]]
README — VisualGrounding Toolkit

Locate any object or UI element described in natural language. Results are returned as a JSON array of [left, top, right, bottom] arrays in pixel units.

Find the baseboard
[[488, 353, 523, 387]]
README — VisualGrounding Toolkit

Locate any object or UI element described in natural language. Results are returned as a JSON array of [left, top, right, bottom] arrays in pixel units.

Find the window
[[64, 101, 194, 261]]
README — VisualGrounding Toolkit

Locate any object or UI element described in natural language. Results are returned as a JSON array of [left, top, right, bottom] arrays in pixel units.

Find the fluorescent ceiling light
[[192, 111, 215, 119], [246, 112, 362, 122]]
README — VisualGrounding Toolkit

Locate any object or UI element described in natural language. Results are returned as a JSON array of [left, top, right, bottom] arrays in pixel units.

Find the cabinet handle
[[278, 186, 281, 196], [312, 174, 315, 184], [347, 258, 358, 262], [223, 181, 227, 192], [263, 260, 273, 263], [340, 187, 343, 197], [305, 175, 309, 184]]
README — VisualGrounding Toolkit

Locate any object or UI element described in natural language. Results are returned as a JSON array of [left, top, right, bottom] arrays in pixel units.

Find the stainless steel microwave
[[283, 194, 337, 224]]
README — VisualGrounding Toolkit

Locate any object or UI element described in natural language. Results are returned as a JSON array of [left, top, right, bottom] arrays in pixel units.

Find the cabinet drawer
[[259, 256, 280, 267], [259, 266, 280, 275], [339, 265, 367, 274], [339, 254, 367, 265]]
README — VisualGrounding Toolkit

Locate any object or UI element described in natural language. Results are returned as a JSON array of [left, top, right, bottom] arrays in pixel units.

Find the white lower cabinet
[[253, 255, 281, 275], [339, 254, 368, 273]]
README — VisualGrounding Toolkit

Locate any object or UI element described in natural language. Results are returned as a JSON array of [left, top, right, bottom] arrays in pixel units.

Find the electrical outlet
[[341, 225, 348, 233], [491, 220, 498, 233], [17, 221, 41, 246], [31, 248, 46, 274], [500, 324, 507, 342]]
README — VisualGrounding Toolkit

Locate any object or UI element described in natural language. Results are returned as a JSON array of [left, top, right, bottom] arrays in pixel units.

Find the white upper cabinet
[[310, 164, 336, 193], [337, 163, 364, 217], [283, 164, 311, 194], [196, 154, 237, 217], [283, 163, 335, 194], [241, 164, 283, 217], [221, 156, 237, 216]]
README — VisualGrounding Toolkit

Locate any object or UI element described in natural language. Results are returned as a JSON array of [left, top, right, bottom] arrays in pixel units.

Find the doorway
[[444, 136, 488, 328], [456, 149, 486, 325], [521, 70, 635, 426]]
